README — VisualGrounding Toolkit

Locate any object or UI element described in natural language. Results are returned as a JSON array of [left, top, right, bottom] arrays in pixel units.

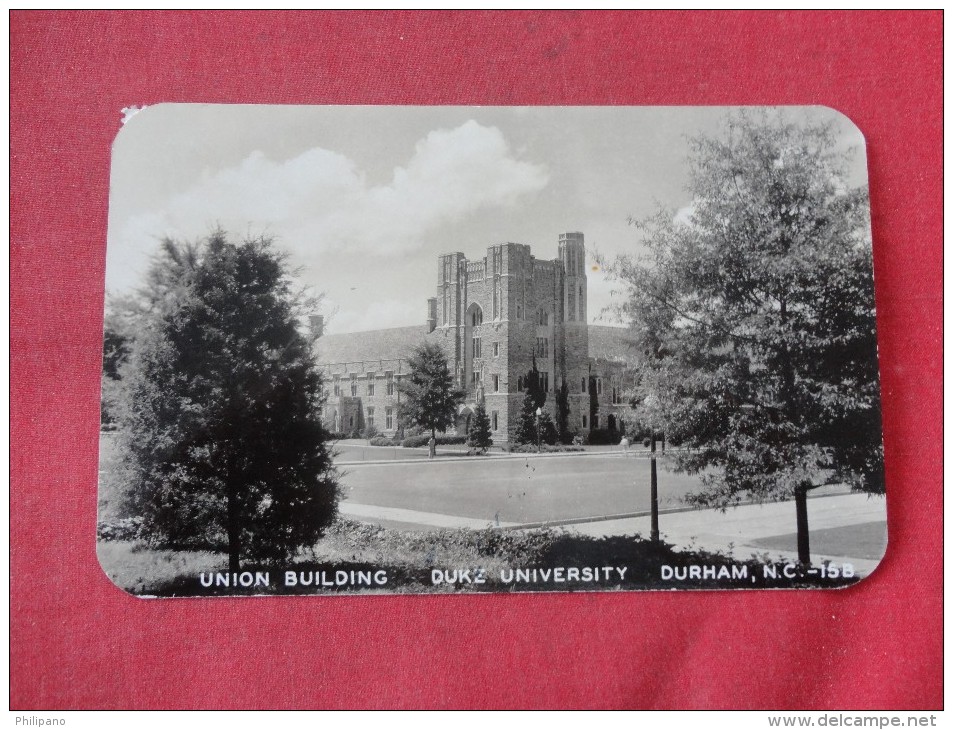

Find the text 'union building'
[[315, 233, 634, 445]]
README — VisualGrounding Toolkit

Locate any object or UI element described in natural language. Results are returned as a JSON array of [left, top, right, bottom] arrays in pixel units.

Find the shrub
[[510, 444, 585, 454], [401, 434, 466, 448], [586, 428, 621, 445], [369, 435, 400, 447], [361, 423, 380, 440]]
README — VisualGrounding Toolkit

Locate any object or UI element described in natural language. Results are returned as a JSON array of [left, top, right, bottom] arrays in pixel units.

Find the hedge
[[401, 434, 467, 448]]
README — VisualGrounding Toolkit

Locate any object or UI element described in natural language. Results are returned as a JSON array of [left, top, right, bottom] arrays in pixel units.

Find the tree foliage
[[609, 110, 883, 508], [555, 380, 572, 443], [515, 392, 557, 446], [109, 231, 339, 570], [525, 355, 547, 410], [396, 342, 464, 458], [466, 401, 493, 452]]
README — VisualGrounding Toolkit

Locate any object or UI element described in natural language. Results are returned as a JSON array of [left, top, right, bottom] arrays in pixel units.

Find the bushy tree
[[466, 401, 493, 452], [110, 231, 339, 571], [608, 110, 883, 563], [396, 342, 464, 458]]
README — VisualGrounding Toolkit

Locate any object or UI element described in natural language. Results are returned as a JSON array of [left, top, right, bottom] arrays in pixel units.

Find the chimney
[[309, 314, 324, 338]]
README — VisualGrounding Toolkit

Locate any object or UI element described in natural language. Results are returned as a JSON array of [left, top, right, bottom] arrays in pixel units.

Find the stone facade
[[315, 233, 635, 445]]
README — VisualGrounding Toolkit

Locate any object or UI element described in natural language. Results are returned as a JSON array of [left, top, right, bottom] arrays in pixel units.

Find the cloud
[[109, 121, 548, 290]]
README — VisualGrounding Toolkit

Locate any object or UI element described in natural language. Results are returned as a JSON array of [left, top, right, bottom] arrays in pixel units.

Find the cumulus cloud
[[109, 121, 548, 290]]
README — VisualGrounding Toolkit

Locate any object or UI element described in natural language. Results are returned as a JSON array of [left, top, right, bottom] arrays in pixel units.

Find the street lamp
[[643, 394, 660, 543], [535, 407, 542, 453]]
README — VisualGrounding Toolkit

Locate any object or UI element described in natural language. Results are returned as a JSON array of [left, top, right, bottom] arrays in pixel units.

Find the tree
[[111, 231, 339, 572], [515, 391, 557, 447], [396, 342, 464, 458], [555, 380, 572, 443], [525, 354, 546, 410], [466, 401, 493, 453], [608, 110, 883, 564]]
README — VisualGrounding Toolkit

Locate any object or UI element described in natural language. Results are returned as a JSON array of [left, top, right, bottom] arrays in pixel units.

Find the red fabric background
[[10, 11, 942, 710]]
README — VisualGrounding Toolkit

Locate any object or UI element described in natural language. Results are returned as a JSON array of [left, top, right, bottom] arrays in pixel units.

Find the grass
[[98, 517, 859, 597]]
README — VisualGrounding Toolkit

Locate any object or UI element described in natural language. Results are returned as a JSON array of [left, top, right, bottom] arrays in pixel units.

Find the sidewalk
[[339, 492, 888, 577], [565, 492, 887, 577]]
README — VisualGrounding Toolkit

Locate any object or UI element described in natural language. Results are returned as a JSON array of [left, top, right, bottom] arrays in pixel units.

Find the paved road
[[340, 453, 706, 524]]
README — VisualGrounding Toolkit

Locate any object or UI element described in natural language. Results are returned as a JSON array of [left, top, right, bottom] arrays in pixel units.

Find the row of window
[[331, 408, 607, 434], [470, 338, 501, 359], [448, 301, 557, 327], [332, 373, 616, 399]]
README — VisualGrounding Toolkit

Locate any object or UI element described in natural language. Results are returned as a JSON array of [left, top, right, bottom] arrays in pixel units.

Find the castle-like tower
[[316, 231, 631, 445], [425, 233, 590, 443]]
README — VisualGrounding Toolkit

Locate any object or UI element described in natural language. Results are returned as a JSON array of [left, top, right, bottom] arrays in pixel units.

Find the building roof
[[316, 325, 430, 366], [587, 325, 636, 363], [318, 322, 637, 368]]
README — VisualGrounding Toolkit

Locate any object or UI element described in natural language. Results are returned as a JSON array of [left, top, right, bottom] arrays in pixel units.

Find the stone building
[[315, 232, 635, 445]]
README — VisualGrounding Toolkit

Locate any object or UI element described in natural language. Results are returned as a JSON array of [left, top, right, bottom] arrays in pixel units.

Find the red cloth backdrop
[[10, 11, 942, 709]]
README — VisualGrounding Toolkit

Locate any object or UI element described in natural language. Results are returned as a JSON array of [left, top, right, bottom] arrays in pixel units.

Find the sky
[[107, 105, 867, 334]]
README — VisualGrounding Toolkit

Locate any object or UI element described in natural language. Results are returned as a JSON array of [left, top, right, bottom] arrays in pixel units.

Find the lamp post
[[644, 394, 660, 543], [535, 407, 542, 453]]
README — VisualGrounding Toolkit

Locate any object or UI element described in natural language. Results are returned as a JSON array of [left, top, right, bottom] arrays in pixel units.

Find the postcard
[[98, 105, 886, 596]]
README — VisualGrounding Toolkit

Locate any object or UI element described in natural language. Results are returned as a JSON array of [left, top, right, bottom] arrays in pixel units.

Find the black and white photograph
[[97, 105, 887, 596]]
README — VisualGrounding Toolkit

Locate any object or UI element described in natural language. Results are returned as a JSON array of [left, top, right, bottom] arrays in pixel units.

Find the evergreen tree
[[110, 231, 339, 571], [555, 380, 571, 443], [514, 391, 539, 446], [466, 401, 493, 452], [525, 354, 547, 410], [396, 342, 465, 459], [515, 393, 557, 447]]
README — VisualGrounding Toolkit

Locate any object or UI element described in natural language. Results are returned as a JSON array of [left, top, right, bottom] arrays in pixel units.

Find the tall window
[[493, 341, 500, 357], [350, 375, 357, 397], [367, 373, 375, 396], [538, 309, 549, 326], [386, 373, 394, 395], [581, 378, 586, 393], [536, 337, 549, 358], [582, 415, 588, 429], [517, 375, 524, 392], [491, 269, 501, 320], [472, 337, 482, 359], [596, 377, 603, 395], [367, 407, 375, 428], [471, 308, 483, 327], [492, 411, 498, 431], [333, 382, 340, 397], [568, 287, 576, 321], [539, 372, 550, 393], [492, 374, 499, 392], [385, 407, 393, 430], [471, 371, 482, 385]]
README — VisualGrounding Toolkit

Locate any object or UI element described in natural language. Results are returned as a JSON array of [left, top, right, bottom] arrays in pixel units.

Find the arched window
[[471, 306, 483, 327]]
